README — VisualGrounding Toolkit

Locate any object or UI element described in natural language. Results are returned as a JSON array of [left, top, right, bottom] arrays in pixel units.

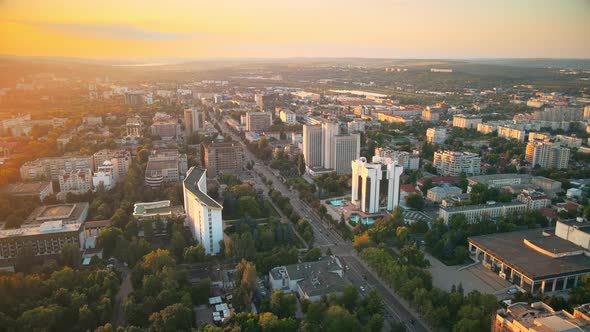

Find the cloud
[[10, 20, 200, 41]]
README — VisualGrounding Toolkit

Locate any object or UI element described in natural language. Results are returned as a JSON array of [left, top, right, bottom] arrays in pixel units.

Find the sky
[[0, 0, 589, 60]]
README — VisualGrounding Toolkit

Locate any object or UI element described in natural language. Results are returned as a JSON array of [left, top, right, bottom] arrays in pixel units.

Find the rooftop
[[133, 200, 184, 217], [469, 229, 590, 280], [25, 202, 89, 226], [441, 201, 526, 213], [183, 167, 222, 209], [0, 181, 51, 195], [0, 220, 82, 239]]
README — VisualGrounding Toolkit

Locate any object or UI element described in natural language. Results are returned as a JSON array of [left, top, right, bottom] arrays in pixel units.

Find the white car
[[360, 286, 366, 292]]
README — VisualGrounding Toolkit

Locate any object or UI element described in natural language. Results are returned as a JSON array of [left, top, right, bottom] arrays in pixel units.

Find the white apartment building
[[92, 161, 115, 191], [347, 119, 366, 132], [426, 127, 447, 144], [453, 114, 482, 129], [374, 148, 419, 170], [303, 124, 323, 168], [183, 167, 223, 255], [498, 126, 526, 142], [433, 150, 481, 176], [477, 123, 497, 134], [279, 110, 297, 125], [59, 168, 92, 193], [303, 122, 360, 175], [555, 135, 583, 148], [526, 141, 570, 169], [92, 149, 131, 183], [351, 156, 404, 214], [517, 189, 551, 211], [439, 202, 527, 223], [21, 156, 93, 181]]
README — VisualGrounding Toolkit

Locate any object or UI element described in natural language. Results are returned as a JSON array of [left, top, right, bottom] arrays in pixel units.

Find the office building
[[426, 127, 447, 144], [433, 150, 481, 176], [494, 302, 590, 332], [526, 141, 570, 169], [92, 149, 131, 183], [279, 110, 297, 125], [145, 150, 188, 187], [20, 156, 93, 181], [453, 114, 482, 129], [322, 122, 340, 170], [126, 116, 144, 137], [351, 156, 404, 214], [0, 182, 53, 202], [59, 168, 92, 193], [331, 134, 360, 175], [439, 201, 527, 223], [184, 107, 204, 136], [426, 186, 462, 203], [268, 256, 349, 302], [92, 161, 115, 191], [203, 141, 244, 176], [183, 167, 223, 255], [498, 126, 526, 142], [246, 112, 272, 132], [302, 124, 324, 168]]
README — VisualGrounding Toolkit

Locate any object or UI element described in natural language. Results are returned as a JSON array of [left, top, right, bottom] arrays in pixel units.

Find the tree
[[353, 231, 372, 252], [183, 245, 206, 263], [60, 243, 81, 268], [405, 193, 425, 211], [323, 305, 362, 332], [368, 313, 384, 332], [97, 226, 124, 258], [270, 290, 297, 318], [233, 260, 257, 312], [303, 248, 321, 262], [396, 226, 410, 243], [340, 285, 359, 312], [169, 231, 187, 258], [148, 304, 192, 332]]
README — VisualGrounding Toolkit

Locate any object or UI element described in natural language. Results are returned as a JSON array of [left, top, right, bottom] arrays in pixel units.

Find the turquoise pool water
[[329, 199, 345, 206], [350, 215, 375, 225]]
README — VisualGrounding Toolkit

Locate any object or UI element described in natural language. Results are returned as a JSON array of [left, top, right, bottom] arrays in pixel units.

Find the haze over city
[[1, 0, 589, 59]]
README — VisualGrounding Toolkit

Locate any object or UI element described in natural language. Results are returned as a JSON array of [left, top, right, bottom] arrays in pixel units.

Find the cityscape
[[0, 1, 590, 332]]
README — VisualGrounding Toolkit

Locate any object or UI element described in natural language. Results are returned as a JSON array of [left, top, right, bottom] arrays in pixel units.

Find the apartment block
[[453, 114, 482, 129], [426, 127, 447, 144], [246, 112, 272, 132], [433, 150, 481, 176], [203, 141, 244, 176], [92, 149, 131, 183]]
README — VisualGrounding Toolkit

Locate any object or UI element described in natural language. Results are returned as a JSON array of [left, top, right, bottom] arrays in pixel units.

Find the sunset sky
[[0, 0, 589, 59]]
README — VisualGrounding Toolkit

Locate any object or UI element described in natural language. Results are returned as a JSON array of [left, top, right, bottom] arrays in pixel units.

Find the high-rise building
[[145, 150, 188, 187], [426, 127, 447, 144], [322, 121, 340, 170], [453, 114, 482, 129], [332, 134, 361, 175], [526, 141, 570, 169], [184, 108, 204, 136], [497, 126, 526, 142], [245, 112, 272, 132], [351, 156, 404, 213], [303, 124, 323, 168], [183, 167, 223, 255], [433, 150, 481, 176], [203, 142, 244, 176], [259, 94, 278, 112], [150, 113, 180, 139]]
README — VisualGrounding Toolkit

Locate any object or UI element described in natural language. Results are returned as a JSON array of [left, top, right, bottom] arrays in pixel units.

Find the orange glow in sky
[[0, 0, 589, 59]]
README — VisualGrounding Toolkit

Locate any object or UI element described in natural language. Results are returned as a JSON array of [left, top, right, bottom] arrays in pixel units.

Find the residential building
[[528, 132, 551, 142], [133, 200, 184, 220], [433, 150, 481, 176], [426, 127, 447, 144], [145, 150, 188, 187], [375, 148, 419, 170], [534, 106, 583, 122], [268, 256, 349, 302], [92, 149, 131, 183], [421, 107, 440, 122], [0, 220, 84, 266], [377, 113, 412, 124], [184, 107, 204, 136], [322, 121, 340, 170], [302, 124, 323, 168], [59, 168, 92, 193], [426, 186, 463, 203], [331, 134, 360, 175], [20, 156, 93, 181], [150, 113, 180, 139], [555, 135, 583, 148], [477, 123, 497, 134], [351, 156, 404, 213], [526, 141, 570, 169], [92, 161, 115, 191], [259, 94, 278, 112], [245, 112, 272, 132], [494, 302, 590, 332], [279, 110, 297, 125], [347, 119, 366, 132], [453, 114, 482, 129], [439, 201, 527, 223], [517, 189, 551, 210], [183, 167, 223, 255], [126, 116, 144, 137], [0, 181, 53, 201], [203, 141, 244, 176], [498, 126, 526, 142]]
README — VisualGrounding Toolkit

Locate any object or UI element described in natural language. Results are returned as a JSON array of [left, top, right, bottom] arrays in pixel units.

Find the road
[[213, 114, 430, 332], [113, 263, 132, 328]]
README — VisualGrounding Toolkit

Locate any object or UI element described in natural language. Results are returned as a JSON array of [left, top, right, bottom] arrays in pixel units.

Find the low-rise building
[[426, 186, 463, 203], [494, 302, 590, 332], [439, 201, 527, 223], [24, 202, 89, 227], [92, 161, 115, 191], [517, 189, 551, 210], [279, 110, 297, 125], [268, 256, 349, 302], [498, 126, 526, 142], [0, 181, 53, 201], [59, 168, 92, 193], [145, 150, 188, 187], [133, 200, 184, 220]]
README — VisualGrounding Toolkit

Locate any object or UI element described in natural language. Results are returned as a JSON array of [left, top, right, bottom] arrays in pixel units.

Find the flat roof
[[0, 221, 82, 239], [183, 167, 222, 209], [469, 229, 590, 280], [25, 202, 89, 226], [441, 201, 526, 213], [0, 182, 51, 195]]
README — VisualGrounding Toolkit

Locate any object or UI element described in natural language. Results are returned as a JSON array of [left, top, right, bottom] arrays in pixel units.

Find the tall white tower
[[351, 156, 404, 214]]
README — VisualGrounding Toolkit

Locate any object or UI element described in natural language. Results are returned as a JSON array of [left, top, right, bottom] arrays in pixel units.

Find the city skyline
[[1, 0, 589, 59]]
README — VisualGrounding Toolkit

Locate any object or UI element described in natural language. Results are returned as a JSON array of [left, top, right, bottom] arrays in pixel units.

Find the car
[[359, 286, 366, 292], [506, 287, 518, 295]]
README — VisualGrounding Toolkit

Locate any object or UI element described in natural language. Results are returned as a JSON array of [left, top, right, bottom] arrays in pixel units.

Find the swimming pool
[[329, 199, 345, 206], [350, 215, 375, 225]]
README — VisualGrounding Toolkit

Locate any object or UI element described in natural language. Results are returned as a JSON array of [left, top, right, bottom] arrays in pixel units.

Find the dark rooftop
[[183, 167, 222, 209], [469, 229, 590, 280]]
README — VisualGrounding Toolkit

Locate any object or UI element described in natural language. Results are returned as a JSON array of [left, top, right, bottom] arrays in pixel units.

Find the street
[[214, 114, 431, 332]]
